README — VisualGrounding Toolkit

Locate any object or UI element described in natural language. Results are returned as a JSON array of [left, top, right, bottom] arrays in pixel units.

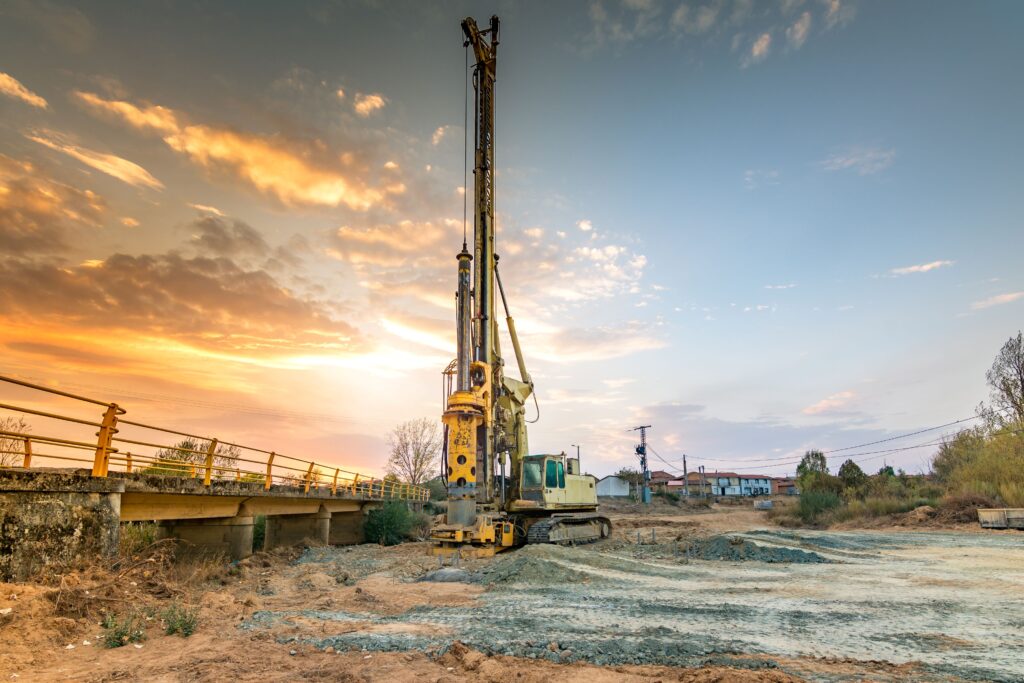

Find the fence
[[0, 374, 427, 501]]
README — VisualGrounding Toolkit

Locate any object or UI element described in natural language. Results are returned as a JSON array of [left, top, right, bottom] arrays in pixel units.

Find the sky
[[1, 0, 1022, 480]]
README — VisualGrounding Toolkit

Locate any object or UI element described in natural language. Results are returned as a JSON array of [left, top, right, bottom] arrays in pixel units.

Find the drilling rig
[[430, 15, 611, 557]]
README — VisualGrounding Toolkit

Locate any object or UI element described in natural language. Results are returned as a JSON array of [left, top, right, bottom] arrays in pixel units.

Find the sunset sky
[[1, 1, 1022, 479]]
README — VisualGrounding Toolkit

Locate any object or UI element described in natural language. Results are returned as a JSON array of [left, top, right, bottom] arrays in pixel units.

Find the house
[[596, 475, 630, 497], [696, 472, 773, 496], [648, 470, 675, 487], [772, 477, 799, 495]]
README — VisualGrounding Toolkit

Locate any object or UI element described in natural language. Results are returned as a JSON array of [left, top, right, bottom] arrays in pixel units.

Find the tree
[[877, 465, 896, 477], [386, 418, 441, 485], [838, 459, 867, 490], [796, 450, 828, 479], [614, 467, 644, 486], [985, 332, 1024, 426], [142, 438, 241, 477], [0, 416, 30, 467]]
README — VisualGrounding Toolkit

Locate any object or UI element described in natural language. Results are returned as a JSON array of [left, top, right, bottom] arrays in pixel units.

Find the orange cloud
[[0, 72, 48, 108], [0, 153, 106, 252], [0, 253, 363, 358], [27, 130, 163, 190], [803, 391, 855, 415], [74, 91, 402, 210]]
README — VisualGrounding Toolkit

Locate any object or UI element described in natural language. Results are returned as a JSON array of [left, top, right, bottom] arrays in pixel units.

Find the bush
[[101, 611, 146, 648], [656, 490, 681, 503], [364, 501, 415, 545], [252, 515, 266, 551], [119, 522, 158, 557], [796, 491, 842, 524], [161, 602, 198, 637]]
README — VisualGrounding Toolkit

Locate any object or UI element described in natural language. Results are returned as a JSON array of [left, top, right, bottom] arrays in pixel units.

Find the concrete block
[[328, 510, 366, 545], [0, 488, 121, 582], [264, 504, 330, 550], [157, 505, 255, 560]]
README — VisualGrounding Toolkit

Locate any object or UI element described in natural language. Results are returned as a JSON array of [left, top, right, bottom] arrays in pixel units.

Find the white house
[[596, 475, 630, 497], [707, 473, 772, 496]]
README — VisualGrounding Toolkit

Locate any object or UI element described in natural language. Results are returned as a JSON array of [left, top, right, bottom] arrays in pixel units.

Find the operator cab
[[519, 453, 596, 508]]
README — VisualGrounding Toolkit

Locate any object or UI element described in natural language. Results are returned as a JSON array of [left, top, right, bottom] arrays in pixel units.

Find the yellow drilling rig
[[430, 16, 611, 557]]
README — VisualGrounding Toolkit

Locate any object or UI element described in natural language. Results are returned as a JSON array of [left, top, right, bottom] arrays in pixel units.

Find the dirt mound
[[472, 544, 594, 585], [933, 495, 1000, 524], [684, 535, 828, 563]]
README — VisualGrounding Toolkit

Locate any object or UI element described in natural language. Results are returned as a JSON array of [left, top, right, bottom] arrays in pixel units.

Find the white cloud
[[576, 219, 593, 232], [743, 33, 772, 67], [0, 72, 48, 108], [823, 0, 856, 29], [972, 292, 1024, 310], [890, 260, 954, 276], [431, 126, 448, 145], [188, 203, 225, 216], [764, 283, 796, 290], [353, 93, 386, 117], [786, 11, 812, 49], [821, 146, 896, 175], [803, 390, 855, 415], [744, 169, 780, 189]]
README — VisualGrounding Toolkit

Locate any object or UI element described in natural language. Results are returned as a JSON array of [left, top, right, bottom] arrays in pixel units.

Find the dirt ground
[[1, 503, 1021, 682]]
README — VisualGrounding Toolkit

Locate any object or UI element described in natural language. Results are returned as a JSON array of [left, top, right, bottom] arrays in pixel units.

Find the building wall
[[596, 476, 630, 497]]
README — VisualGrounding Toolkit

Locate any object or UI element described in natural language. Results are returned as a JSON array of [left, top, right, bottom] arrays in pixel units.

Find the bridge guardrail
[[0, 374, 428, 501]]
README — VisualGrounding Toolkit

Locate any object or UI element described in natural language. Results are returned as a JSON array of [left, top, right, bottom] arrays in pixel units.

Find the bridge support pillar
[[328, 508, 366, 545], [0, 470, 122, 582], [263, 504, 330, 551], [157, 504, 254, 561]]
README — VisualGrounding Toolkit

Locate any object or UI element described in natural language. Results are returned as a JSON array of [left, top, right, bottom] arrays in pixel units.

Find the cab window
[[557, 461, 565, 488], [523, 460, 542, 489], [545, 459, 558, 488]]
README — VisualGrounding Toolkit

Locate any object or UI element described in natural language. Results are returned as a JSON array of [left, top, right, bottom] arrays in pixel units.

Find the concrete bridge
[[0, 375, 429, 581], [0, 468, 409, 581]]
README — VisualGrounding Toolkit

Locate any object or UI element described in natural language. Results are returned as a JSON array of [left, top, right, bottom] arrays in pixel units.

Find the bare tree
[[986, 331, 1024, 426], [0, 416, 31, 467], [386, 418, 441, 485]]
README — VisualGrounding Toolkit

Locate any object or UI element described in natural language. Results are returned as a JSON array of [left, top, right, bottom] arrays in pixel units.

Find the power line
[[654, 410, 1001, 469]]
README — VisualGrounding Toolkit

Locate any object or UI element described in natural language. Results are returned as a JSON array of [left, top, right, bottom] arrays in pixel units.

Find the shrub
[[161, 602, 198, 637], [796, 491, 842, 524], [119, 522, 158, 557], [364, 501, 414, 545], [101, 611, 146, 648], [252, 515, 266, 551], [656, 490, 681, 503]]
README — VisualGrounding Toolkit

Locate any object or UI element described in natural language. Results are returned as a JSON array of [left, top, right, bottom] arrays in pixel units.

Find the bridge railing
[[0, 375, 428, 501]]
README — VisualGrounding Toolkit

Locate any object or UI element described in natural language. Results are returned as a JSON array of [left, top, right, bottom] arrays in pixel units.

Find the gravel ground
[[244, 529, 1024, 682]]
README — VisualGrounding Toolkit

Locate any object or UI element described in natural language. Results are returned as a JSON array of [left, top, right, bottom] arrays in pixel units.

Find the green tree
[[614, 467, 643, 486], [838, 459, 867, 491], [984, 331, 1024, 426], [877, 465, 895, 477], [142, 439, 241, 477], [796, 450, 839, 494]]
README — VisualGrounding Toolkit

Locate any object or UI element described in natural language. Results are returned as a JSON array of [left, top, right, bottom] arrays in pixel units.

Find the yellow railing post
[[303, 462, 315, 493], [91, 403, 119, 477], [351, 473, 359, 495], [203, 439, 218, 486], [22, 438, 31, 468], [125, 452, 133, 473], [236, 468, 241, 482], [265, 452, 275, 490], [332, 468, 339, 495]]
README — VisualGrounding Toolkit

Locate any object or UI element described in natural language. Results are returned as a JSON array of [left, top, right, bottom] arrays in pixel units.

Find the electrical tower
[[632, 425, 652, 504]]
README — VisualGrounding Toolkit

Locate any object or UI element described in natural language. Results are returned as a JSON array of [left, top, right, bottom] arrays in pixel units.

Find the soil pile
[[472, 544, 593, 585], [684, 535, 828, 563]]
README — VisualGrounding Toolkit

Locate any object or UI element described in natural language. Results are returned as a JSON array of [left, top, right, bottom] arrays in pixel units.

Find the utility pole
[[698, 464, 706, 499], [632, 425, 652, 504], [571, 444, 581, 472], [683, 454, 689, 497]]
